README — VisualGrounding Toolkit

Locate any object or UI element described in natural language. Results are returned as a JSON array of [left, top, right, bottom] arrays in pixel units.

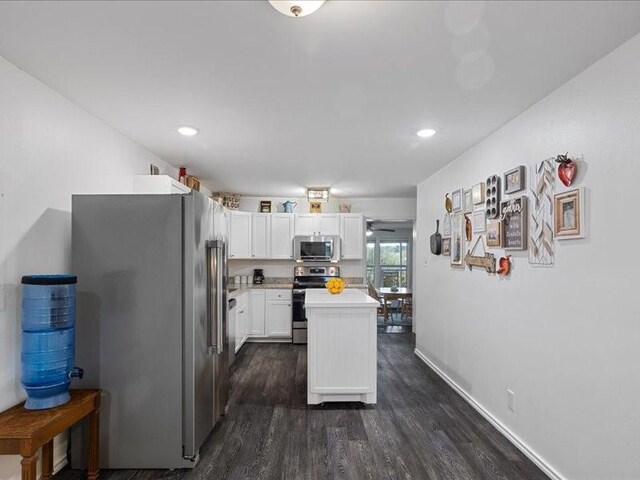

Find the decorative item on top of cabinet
[[450, 214, 464, 266], [283, 200, 297, 213], [553, 187, 585, 239], [339, 204, 352, 213], [186, 176, 200, 192], [529, 158, 555, 266], [451, 189, 462, 212], [430, 220, 442, 255], [463, 189, 473, 213], [555, 152, 577, 187], [441, 237, 451, 256], [260, 201, 272, 213], [149, 163, 160, 175], [309, 202, 322, 213], [485, 174, 501, 219], [486, 219, 502, 247], [445, 193, 452, 213], [465, 236, 496, 274], [216, 192, 241, 210], [443, 213, 451, 236], [501, 196, 528, 250], [472, 182, 486, 205], [504, 166, 526, 194], [178, 166, 187, 185], [497, 255, 512, 276], [464, 214, 472, 241]]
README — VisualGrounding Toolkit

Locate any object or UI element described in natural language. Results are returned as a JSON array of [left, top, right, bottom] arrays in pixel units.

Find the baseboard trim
[[413, 348, 564, 480]]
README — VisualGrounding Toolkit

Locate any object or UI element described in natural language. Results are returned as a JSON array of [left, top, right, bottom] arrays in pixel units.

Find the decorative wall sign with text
[[529, 159, 555, 266], [501, 196, 528, 250]]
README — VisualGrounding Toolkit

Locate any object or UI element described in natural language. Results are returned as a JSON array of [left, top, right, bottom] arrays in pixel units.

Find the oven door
[[292, 289, 307, 326], [294, 236, 335, 262]]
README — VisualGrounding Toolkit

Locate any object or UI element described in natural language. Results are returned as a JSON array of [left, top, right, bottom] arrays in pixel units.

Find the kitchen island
[[305, 289, 379, 404]]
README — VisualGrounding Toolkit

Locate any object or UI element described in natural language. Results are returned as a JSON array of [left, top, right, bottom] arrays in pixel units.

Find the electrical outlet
[[507, 389, 515, 412]]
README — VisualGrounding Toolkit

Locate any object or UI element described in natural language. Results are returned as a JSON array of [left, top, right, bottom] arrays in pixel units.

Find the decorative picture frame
[[441, 237, 451, 256], [501, 195, 528, 250], [309, 202, 322, 213], [260, 200, 272, 213], [450, 214, 464, 266], [443, 213, 451, 236], [472, 182, 486, 205], [451, 189, 462, 212], [553, 188, 585, 239], [486, 219, 502, 247], [463, 189, 473, 213], [471, 210, 486, 233], [504, 166, 526, 194]]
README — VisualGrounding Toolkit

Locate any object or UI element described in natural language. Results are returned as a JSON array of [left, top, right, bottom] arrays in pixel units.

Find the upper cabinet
[[271, 214, 294, 259], [294, 213, 340, 237], [228, 211, 252, 259], [251, 213, 271, 259], [228, 211, 363, 261], [340, 214, 365, 260]]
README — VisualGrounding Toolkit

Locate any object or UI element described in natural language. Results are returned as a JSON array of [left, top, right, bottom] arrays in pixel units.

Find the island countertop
[[304, 289, 379, 308]]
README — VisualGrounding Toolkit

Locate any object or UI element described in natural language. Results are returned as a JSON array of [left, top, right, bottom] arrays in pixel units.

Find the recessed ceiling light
[[178, 126, 199, 137], [417, 128, 436, 138]]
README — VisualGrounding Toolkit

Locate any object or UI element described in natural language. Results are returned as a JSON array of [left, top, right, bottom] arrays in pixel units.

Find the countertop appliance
[[70, 191, 228, 469], [294, 235, 340, 262], [292, 265, 340, 344], [253, 269, 264, 285]]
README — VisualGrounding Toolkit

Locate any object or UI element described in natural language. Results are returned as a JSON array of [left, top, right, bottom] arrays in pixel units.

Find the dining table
[[376, 287, 412, 322]]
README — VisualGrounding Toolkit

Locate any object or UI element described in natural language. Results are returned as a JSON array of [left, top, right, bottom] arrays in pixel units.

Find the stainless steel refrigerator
[[70, 191, 228, 469]]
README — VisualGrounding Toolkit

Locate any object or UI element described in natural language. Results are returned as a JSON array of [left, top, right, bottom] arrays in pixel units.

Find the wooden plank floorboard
[[55, 333, 549, 480]]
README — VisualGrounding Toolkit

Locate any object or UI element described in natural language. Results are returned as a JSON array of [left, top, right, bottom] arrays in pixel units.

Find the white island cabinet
[[305, 289, 379, 405]]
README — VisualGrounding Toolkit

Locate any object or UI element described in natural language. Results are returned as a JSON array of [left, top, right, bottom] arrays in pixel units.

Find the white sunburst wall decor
[[529, 158, 555, 266]]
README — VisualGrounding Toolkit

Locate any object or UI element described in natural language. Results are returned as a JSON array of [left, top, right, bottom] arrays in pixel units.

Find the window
[[366, 235, 412, 289]]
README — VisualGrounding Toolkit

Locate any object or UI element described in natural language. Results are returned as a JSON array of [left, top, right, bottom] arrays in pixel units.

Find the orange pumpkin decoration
[[497, 256, 511, 276]]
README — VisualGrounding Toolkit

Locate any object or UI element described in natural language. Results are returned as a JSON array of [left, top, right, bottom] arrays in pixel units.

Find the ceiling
[[1, 1, 640, 198]]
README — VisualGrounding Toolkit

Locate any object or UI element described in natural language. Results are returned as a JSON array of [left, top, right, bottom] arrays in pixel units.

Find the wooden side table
[[0, 389, 100, 480]]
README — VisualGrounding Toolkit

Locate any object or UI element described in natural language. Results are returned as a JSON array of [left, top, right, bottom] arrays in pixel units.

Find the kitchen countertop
[[304, 289, 380, 308], [227, 283, 367, 299]]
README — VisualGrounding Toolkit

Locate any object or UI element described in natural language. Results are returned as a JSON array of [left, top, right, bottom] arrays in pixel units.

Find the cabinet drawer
[[266, 289, 292, 301]]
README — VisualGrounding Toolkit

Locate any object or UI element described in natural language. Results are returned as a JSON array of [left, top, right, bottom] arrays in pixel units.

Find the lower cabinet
[[235, 292, 249, 352], [248, 289, 292, 340]]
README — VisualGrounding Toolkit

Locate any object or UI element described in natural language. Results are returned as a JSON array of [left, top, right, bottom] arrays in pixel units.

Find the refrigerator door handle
[[207, 240, 225, 353]]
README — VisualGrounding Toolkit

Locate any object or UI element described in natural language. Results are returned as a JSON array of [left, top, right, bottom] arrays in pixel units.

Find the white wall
[[415, 34, 640, 480], [0, 55, 176, 479], [239, 196, 416, 220]]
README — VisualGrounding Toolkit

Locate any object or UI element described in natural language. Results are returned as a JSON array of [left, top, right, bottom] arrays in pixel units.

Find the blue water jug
[[21, 275, 83, 410]]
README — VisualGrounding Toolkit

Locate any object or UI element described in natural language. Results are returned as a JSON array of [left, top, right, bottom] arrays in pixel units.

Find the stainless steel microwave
[[293, 236, 340, 262]]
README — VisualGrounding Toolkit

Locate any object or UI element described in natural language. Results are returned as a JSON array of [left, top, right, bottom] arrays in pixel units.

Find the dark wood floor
[[57, 333, 548, 480]]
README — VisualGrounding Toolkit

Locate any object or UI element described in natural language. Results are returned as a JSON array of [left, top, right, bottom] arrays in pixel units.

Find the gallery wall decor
[[504, 166, 526, 194], [442, 237, 451, 256], [529, 158, 555, 266], [443, 213, 451, 236], [497, 255, 512, 276], [472, 182, 486, 205], [445, 193, 452, 213], [450, 214, 464, 266], [472, 210, 486, 234], [555, 152, 577, 187], [464, 236, 497, 274], [485, 174, 501, 219], [486, 219, 502, 247], [554, 187, 585, 239], [501, 196, 528, 250], [451, 189, 462, 212], [430, 219, 442, 255], [464, 214, 472, 241], [463, 189, 473, 213]]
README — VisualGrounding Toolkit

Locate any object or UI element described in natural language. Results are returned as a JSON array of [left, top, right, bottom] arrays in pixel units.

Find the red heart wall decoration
[[555, 153, 577, 187]]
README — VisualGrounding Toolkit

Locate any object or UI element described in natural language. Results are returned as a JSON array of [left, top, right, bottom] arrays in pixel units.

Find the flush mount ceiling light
[[268, 0, 325, 18], [417, 128, 437, 138], [177, 126, 199, 137], [307, 187, 330, 202]]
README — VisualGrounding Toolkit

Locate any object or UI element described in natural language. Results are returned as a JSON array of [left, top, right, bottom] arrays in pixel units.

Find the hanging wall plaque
[[501, 196, 528, 250]]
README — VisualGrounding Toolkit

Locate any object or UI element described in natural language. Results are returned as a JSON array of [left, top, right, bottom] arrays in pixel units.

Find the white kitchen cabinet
[[294, 214, 340, 236], [248, 290, 266, 337], [340, 213, 365, 259], [266, 300, 292, 338], [251, 213, 271, 259], [235, 292, 249, 351], [228, 211, 252, 259], [270, 214, 295, 259]]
